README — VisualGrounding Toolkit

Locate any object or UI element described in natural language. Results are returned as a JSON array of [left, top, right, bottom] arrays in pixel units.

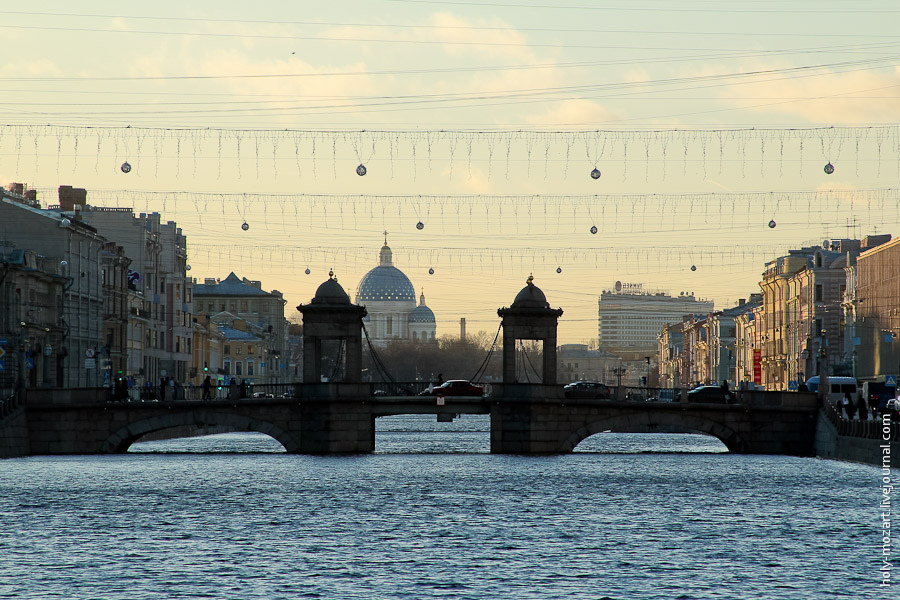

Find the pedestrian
[[840, 393, 852, 419], [437, 373, 444, 385], [721, 379, 732, 403], [857, 394, 868, 420], [843, 392, 856, 420], [202, 375, 212, 400], [229, 378, 239, 400], [240, 379, 249, 399]]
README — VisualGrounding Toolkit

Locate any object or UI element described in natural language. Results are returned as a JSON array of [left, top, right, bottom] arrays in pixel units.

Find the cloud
[[712, 60, 900, 124]]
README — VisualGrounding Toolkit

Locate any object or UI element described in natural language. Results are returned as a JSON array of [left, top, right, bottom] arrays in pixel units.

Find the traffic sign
[[0, 358, 5, 372], [25, 357, 33, 369], [0, 338, 7, 345], [85, 348, 96, 358], [0, 347, 5, 359], [84, 358, 96, 369], [886, 375, 897, 386], [788, 380, 798, 391]]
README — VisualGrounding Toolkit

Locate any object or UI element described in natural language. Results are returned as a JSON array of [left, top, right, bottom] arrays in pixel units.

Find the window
[[247, 345, 255, 355], [240, 301, 248, 312], [208, 303, 214, 313], [224, 344, 231, 355], [387, 316, 393, 335], [235, 346, 242, 355], [247, 361, 254, 376], [235, 362, 242, 376], [223, 361, 231, 375], [815, 285, 823, 302]]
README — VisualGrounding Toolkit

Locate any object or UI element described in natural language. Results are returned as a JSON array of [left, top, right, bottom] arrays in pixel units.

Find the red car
[[421, 380, 485, 397]]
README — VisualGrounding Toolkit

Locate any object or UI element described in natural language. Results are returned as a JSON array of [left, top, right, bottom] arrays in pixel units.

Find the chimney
[[460, 317, 466, 340], [58, 185, 87, 211]]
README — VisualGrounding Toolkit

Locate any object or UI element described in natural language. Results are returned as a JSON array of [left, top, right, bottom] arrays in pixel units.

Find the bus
[[804, 376, 859, 403]]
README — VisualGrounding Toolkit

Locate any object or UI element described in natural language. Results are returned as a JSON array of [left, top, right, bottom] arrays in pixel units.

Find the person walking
[[840, 393, 852, 419], [857, 394, 869, 420], [201, 375, 212, 400], [240, 379, 249, 399], [843, 392, 856, 420]]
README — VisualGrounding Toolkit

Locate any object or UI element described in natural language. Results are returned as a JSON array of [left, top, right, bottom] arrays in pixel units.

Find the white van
[[805, 376, 859, 403]]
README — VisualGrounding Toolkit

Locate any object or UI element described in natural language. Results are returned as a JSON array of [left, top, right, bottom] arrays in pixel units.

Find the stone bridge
[[15, 385, 820, 456]]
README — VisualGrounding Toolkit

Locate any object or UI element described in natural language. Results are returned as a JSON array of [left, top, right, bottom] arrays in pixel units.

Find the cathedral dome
[[409, 292, 436, 323], [357, 244, 416, 302]]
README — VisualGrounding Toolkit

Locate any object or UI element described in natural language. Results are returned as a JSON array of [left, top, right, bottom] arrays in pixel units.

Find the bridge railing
[[823, 399, 900, 441]]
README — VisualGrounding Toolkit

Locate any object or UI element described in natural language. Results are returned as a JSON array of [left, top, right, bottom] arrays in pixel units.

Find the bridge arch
[[99, 410, 300, 453], [560, 409, 748, 453]]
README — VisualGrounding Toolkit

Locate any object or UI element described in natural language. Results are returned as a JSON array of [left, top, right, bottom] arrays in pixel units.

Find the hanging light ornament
[[186, 265, 192, 271], [768, 220, 777, 229], [305, 268, 311, 275], [120, 161, 132, 173], [824, 162, 835, 175], [590, 225, 598, 235], [416, 221, 424, 230], [691, 265, 697, 271], [241, 222, 249, 231], [356, 164, 367, 176], [590, 167, 601, 180], [556, 267, 562, 273], [428, 267, 435, 275]]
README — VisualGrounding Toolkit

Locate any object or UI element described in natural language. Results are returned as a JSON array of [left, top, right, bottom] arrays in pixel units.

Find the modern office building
[[598, 282, 714, 359]]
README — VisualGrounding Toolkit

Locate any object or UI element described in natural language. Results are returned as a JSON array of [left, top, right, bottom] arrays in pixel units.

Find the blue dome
[[358, 266, 415, 301], [409, 304, 435, 323], [357, 244, 416, 302]]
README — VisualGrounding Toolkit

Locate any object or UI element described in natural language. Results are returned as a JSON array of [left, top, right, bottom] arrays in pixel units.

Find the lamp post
[[42, 341, 53, 387]]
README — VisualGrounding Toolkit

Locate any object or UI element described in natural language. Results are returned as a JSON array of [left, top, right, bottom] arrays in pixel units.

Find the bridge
[[0, 276, 822, 457], [12, 384, 819, 456]]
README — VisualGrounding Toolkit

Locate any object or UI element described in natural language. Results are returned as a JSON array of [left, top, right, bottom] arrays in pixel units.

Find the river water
[[0, 415, 892, 599]]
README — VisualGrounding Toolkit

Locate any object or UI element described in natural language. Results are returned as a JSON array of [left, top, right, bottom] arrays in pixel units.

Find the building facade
[[192, 273, 288, 384], [598, 283, 714, 359], [355, 242, 436, 346]]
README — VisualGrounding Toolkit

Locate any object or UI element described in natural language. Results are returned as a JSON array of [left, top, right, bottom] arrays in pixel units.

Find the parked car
[[563, 381, 612, 399], [687, 385, 733, 404], [419, 380, 484, 397]]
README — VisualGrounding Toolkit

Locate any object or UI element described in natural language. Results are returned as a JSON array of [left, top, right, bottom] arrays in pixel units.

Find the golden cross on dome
[[383, 230, 388, 245]]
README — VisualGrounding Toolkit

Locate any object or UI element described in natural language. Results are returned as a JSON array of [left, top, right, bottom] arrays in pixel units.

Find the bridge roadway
[[20, 385, 820, 455]]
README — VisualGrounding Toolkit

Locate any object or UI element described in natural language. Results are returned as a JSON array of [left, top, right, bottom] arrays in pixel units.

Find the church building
[[356, 239, 436, 345]]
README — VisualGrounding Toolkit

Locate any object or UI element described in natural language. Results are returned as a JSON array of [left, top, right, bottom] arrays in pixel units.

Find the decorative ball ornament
[[824, 162, 835, 175], [556, 266, 562, 274], [416, 221, 424, 230], [120, 161, 132, 173], [305, 268, 311, 275], [768, 220, 776, 229], [590, 167, 601, 180], [356, 164, 367, 176], [428, 267, 435, 275], [186, 265, 192, 271], [590, 225, 598, 235], [691, 265, 697, 272], [241, 222, 249, 231]]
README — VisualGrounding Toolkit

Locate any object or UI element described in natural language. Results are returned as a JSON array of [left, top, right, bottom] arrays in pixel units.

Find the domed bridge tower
[[497, 276, 564, 385], [298, 273, 368, 383]]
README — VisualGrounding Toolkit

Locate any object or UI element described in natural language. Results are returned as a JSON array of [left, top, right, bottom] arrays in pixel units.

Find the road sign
[[0, 358, 4, 372], [0, 347, 5, 360], [85, 358, 96, 369], [25, 357, 33, 369], [0, 338, 7, 346], [886, 375, 898, 386], [85, 348, 96, 358], [788, 380, 798, 391]]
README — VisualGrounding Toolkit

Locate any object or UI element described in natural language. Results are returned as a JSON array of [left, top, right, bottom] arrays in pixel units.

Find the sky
[[2, 1, 899, 343]]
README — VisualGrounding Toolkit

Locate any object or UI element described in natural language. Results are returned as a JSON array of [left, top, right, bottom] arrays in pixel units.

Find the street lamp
[[42, 342, 53, 387]]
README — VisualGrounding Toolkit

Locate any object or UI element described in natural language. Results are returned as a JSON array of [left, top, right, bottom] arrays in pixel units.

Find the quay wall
[[814, 404, 899, 467]]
